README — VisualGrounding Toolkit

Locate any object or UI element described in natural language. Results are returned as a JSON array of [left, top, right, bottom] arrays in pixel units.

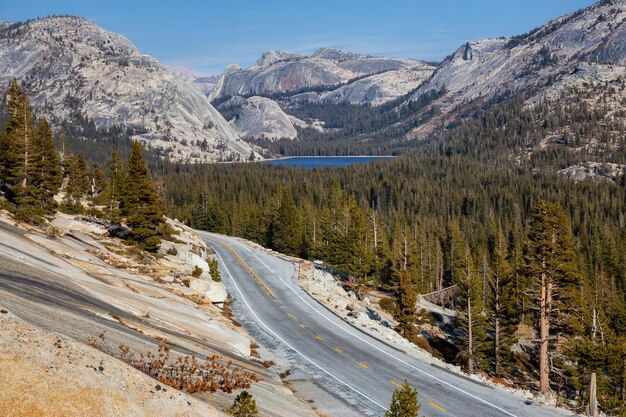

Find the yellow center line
[[357, 361, 369, 369], [429, 401, 446, 411], [315, 335, 323, 341], [390, 379, 402, 388], [299, 323, 305, 328], [280, 305, 285, 310], [334, 347, 343, 353], [287, 313, 294, 318], [206, 237, 274, 297]]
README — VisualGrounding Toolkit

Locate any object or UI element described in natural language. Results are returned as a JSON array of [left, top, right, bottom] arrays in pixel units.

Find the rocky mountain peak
[[408, 0, 626, 138], [255, 50, 303, 67], [311, 47, 365, 61], [0, 16, 260, 162], [1, 16, 139, 58]]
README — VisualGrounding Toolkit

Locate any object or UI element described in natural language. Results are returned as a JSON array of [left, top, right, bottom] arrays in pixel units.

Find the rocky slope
[[0, 16, 260, 162], [167, 64, 220, 96], [210, 48, 434, 140], [0, 212, 318, 416], [210, 47, 429, 101], [408, 0, 626, 138], [230, 96, 300, 140], [0, 309, 226, 417], [311, 65, 434, 106]]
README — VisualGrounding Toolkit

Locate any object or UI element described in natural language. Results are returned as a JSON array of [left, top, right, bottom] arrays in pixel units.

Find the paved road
[[201, 232, 576, 417]]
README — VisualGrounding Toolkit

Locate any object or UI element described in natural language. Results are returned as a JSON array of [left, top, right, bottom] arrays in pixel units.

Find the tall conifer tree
[[34, 118, 62, 214], [121, 141, 163, 252], [1, 79, 46, 222], [526, 201, 583, 393]]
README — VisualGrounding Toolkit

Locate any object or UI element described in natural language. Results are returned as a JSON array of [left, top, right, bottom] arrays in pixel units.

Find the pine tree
[[106, 148, 126, 219], [267, 188, 300, 254], [385, 380, 422, 417], [488, 229, 518, 376], [394, 227, 418, 340], [0, 79, 26, 194], [526, 201, 583, 393], [455, 242, 487, 374], [63, 153, 90, 213], [121, 141, 164, 252], [89, 163, 107, 197], [0, 79, 45, 223], [34, 118, 62, 214], [397, 268, 418, 341], [226, 390, 258, 417]]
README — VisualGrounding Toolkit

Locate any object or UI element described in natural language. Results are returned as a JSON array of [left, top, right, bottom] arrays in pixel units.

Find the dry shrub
[[379, 297, 399, 315], [250, 358, 275, 368], [45, 225, 61, 238], [88, 335, 260, 394], [87, 335, 102, 350], [250, 341, 259, 358], [222, 303, 241, 326]]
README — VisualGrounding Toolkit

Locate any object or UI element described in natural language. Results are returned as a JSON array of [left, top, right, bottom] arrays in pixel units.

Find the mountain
[[230, 96, 302, 140], [209, 48, 435, 141], [309, 66, 434, 106], [0, 16, 260, 162], [167, 65, 220, 96], [408, 0, 626, 138], [210, 47, 432, 102]]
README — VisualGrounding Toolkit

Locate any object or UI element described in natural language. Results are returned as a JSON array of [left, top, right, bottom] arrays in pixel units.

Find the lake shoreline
[[259, 155, 396, 169]]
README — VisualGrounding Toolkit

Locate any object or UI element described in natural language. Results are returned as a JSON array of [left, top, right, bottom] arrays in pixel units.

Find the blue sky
[[2, 0, 596, 74]]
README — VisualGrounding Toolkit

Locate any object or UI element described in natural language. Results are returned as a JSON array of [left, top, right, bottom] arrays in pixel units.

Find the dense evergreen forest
[[1, 78, 625, 414], [163, 95, 626, 414], [244, 89, 444, 156]]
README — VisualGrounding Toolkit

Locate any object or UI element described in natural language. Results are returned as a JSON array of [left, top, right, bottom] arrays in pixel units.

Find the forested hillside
[[162, 93, 626, 414]]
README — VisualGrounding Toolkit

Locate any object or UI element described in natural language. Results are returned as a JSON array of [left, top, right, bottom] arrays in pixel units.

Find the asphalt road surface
[[201, 231, 576, 417]]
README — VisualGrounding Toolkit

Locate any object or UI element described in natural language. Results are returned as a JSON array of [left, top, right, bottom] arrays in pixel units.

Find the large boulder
[[189, 279, 227, 303]]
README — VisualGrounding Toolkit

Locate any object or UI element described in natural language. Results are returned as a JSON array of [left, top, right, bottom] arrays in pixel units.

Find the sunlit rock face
[[0, 16, 260, 162]]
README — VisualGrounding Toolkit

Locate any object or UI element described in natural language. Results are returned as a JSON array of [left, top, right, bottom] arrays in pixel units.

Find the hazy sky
[[2, 0, 596, 74]]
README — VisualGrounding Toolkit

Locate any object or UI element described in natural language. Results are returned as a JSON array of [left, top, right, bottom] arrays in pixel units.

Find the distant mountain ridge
[[166, 65, 220, 96], [210, 47, 433, 102], [0, 16, 261, 162], [408, 0, 626, 138], [206, 0, 626, 149], [2, 1, 624, 161], [209, 47, 435, 140]]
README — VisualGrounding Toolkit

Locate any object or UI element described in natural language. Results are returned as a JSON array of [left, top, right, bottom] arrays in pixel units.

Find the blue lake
[[262, 156, 394, 169]]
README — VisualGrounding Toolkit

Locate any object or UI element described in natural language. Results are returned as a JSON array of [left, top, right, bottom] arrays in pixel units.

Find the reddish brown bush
[[88, 334, 261, 393]]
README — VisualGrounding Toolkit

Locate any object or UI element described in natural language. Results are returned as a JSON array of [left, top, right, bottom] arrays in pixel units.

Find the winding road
[[201, 232, 575, 417]]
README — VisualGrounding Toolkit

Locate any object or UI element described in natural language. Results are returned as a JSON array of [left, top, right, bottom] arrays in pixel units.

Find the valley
[[1, 1, 625, 416]]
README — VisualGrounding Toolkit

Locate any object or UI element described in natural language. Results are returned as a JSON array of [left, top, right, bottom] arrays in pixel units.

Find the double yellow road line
[[208, 236, 274, 297]]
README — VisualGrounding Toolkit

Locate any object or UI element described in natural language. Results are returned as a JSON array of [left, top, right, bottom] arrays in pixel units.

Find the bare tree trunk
[[403, 232, 408, 272], [622, 358, 626, 405], [468, 295, 474, 375], [588, 372, 598, 417], [539, 271, 550, 393], [494, 273, 501, 376], [371, 209, 378, 251], [22, 106, 30, 188], [483, 255, 487, 311]]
